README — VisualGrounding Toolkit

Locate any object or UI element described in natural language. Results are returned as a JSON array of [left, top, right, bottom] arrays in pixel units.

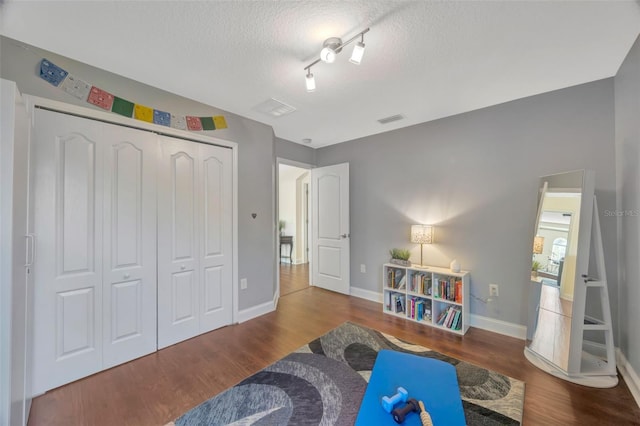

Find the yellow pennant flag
[[213, 115, 228, 129], [134, 104, 154, 123]]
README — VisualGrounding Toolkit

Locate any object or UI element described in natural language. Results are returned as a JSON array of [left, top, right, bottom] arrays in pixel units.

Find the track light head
[[349, 41, 366, 65], [305, 70, 316, 92], [320, 37, 342, 63]]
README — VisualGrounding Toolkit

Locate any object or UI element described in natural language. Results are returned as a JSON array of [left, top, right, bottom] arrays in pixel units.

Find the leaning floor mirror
[[525, 170, 617, 387]]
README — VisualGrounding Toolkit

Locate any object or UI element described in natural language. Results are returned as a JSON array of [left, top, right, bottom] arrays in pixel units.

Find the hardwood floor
[[279, 262, 309, 296], [28, 287, 639, 426]]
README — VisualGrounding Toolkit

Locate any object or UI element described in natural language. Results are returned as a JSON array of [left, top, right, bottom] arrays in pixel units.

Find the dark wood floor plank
[[28, 284, 640, 426]]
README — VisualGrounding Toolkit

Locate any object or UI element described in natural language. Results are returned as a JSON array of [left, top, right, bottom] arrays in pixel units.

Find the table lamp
[[411, 225, 433, 267], [533, 236, 544, 255]]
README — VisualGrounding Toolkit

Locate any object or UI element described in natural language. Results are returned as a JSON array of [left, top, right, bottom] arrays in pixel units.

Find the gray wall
[[615, 34, 640, 375], [317, 79, 617, 327], [275, 137, 316, 166], [0, 36, 276, 311]]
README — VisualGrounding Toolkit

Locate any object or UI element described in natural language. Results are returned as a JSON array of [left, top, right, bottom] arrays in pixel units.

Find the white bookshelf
[[382, 263, 470, 335]]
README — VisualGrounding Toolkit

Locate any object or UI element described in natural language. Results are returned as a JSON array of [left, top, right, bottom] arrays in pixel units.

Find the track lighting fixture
[[303, 27, 369, 92]]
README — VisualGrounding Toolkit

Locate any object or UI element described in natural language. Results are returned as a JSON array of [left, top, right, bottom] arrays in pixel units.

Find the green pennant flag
[[200, 117, 215, 131], [112, 96, 135, 117]]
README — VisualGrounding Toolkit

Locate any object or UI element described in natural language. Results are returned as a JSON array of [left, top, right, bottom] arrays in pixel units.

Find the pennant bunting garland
[[213, 116, 228, 129], [40, 59, 68, 86], [112, 97, 135, 117], [200, 116, 215, 131], [134, 104, 154, 123], [87, 86, 115, 110], [153, 110, 171, 127], [171, 114, 187, 130], [37, 58, 228, 133], [60, 74, 91, 100], [186, 116, 204, 131]]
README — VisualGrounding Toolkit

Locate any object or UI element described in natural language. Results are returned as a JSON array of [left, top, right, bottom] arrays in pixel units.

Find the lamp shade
[[411, 225, 433, 244], [349, 41, 365, 65], [533, 236, 544, 254], [305, 72, 316, 92]]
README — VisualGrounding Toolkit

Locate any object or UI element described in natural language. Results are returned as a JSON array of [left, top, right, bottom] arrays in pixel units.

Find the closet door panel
[[102, 128, 157, 368], [32, 110, 104, 394], [199, 144, 233, 331], [158, 138, 199, 349]]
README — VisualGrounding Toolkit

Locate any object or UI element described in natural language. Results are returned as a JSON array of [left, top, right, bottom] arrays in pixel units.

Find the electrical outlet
[[360, 264, 366, 273], [241, 278, 248, 290], [489, 284, 499, 297]]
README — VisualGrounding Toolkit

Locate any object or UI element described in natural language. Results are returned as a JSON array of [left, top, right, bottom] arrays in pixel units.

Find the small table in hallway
[[280, 235, 293, 263]]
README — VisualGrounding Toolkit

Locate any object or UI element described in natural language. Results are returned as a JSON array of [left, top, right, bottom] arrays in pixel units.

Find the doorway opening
[[278, 162, 311, 296]]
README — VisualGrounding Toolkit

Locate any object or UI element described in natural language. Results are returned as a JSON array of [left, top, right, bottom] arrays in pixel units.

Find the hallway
[[280, 263, 309, 296]]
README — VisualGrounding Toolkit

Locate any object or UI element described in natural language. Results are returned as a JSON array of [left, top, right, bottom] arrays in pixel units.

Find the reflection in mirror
[[527, 171, 583, 373]]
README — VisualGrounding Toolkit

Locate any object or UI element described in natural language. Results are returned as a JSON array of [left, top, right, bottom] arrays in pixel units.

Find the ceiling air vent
[[253, 98, 297, 117], [377, 114, 404, 124]]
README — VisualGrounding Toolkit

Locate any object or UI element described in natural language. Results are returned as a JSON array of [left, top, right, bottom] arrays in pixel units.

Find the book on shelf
[[455, 280, 463, 303], [444, 306, 456, 327], [415, 300, 424, 321], [436, 305, 462, 330], [398, 274, 407, 290], [393, 294, 405, 314], [452, 309, 462, 330]]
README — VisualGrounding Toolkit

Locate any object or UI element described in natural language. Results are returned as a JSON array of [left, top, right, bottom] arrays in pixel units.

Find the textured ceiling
[[2, 1, 640, 148]]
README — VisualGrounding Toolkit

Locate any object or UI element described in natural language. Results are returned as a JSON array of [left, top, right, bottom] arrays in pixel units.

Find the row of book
[[408, 272, 432, 296], [409, 297, 432, 322], [436, 305, 463, 330], [387, 268, 406, 290], [433, 277, 463, 303]]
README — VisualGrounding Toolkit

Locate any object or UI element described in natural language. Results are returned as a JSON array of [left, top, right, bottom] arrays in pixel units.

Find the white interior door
[[157, 137, 233, 348], [198, 143, 233, 332], [102, 125, 157, 368], [31, 109, 104, 394], [310, 163, 350, 294], [31, 109, 158, 393], [1, 79, 32, 426], [158, 137, 200, 348]]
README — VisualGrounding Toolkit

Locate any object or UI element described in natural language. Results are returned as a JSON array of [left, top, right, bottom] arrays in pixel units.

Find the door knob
[[123, 273, 130, 279], [181, 265, 186, 270]]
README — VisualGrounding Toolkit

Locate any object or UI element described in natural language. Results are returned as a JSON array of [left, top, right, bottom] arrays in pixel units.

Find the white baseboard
[[237, 293, 277, 323], [468, 314, 527, 340], [617, 348, 640, 408], [347, 289, 526, 339], [350, 286, 383, 303]]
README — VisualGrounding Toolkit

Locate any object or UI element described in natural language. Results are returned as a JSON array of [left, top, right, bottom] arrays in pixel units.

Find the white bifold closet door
[[157, 136, 233, 349], [31, 109, 158, 394]]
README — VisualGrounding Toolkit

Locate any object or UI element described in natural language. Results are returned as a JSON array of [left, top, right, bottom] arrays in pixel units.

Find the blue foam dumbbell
[[382, 387, 408, 413]]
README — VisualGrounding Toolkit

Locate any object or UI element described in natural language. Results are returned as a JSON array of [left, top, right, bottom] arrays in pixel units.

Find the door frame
[[275, 158, 313, 301], [24, 95, 239, 326]]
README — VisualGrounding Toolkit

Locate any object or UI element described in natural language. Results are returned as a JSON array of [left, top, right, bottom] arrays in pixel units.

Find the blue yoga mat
[[355, 349, 466, 426]]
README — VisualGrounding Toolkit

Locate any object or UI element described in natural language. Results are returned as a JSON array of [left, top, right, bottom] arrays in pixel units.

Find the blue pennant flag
[[153, 109, 171, 127], [39, 59, 68, 87]]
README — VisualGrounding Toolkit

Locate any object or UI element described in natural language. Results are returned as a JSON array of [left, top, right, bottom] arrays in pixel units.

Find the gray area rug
[[170, 322, 524, 425]]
